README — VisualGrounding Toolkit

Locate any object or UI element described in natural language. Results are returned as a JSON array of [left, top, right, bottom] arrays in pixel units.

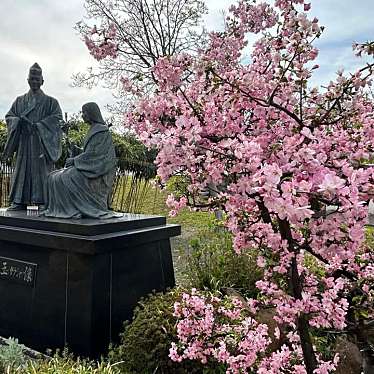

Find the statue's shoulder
[[41, 94, 62, 112], [43, 93, 60, 104], [88, 124, 109, 139], [9, 93, 28, 108], [14, 93, 28, 102]]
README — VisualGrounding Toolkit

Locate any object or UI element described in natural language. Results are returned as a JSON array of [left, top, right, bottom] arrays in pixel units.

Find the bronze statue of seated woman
[[41, 102, 120, 219]]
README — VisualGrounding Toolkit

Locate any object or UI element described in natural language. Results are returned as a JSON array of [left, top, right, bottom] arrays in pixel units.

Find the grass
[[366, 225, 374, 250], [111, 176, 167, 215], [168, 209, 216, 229], [111, 176, 215, 230]]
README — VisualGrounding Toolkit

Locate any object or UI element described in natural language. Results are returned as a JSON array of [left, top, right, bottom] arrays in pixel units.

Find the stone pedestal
[[0, 209, 180, 357]]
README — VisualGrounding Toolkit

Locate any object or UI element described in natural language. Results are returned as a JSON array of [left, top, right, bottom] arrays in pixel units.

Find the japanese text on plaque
[[0, 257, 37, 286]]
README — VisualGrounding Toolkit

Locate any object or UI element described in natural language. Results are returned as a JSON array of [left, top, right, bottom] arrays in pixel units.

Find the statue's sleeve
[[36, 98, 63, 162], [73, 131, 116, 179], [3, 100, 21, 158]]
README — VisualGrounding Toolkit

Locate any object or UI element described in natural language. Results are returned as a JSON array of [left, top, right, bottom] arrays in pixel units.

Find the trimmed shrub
[[108, 288, 225, 374], [182, 228, 263, 299]]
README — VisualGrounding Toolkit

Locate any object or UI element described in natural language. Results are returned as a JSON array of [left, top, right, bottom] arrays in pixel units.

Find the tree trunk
[[363, 353, 374, 374], [278, 218, 318, 373], [291, 257, 318, 373]]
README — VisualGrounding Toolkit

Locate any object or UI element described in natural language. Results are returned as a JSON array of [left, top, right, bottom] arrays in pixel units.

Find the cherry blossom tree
[[121, 0, 374, 372], [75, 0, 207, 116]]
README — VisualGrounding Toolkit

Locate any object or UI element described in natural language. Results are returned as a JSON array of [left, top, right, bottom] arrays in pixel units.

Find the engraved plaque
[[0, 256, 37, 287]]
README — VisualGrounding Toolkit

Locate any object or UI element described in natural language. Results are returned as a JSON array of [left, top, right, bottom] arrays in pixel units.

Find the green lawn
[[111, 175, 215, 229], [366, 225, 374, 250]]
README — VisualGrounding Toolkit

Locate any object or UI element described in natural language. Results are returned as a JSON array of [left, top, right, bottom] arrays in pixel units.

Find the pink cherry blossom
[[318, 173, 346, 193], [120, 0, 374, 372]]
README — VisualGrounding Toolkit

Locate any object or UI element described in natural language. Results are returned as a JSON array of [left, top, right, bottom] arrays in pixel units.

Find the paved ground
[[369, 200, 374, 226], [170, 225, 199, 285]]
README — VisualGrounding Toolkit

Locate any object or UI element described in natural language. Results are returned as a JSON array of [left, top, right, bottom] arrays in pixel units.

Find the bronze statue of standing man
[[3, 63, 63, 210]]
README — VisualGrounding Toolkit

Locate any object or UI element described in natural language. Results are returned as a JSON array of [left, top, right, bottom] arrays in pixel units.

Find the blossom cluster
[[170, 290, 271, 373], [170, 290, 340, 373], [165, 194, 188, 217], [353, 41, 374, 57], [84, 23, 118, 61], [153, 54, 192, 91]]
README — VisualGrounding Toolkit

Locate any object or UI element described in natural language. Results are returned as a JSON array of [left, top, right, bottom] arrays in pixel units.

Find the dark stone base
[[0, 210, 180, 357]]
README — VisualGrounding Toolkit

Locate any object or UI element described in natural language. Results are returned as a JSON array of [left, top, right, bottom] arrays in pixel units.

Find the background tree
[[75, 0, 208, 116], [126, 0, 374, 372], [0, 121, 7, 157], [59, 114, 156, 175]]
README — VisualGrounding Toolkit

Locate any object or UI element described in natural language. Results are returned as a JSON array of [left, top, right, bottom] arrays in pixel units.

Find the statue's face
[[28, 75, 43, 92], [82, 109, 90, 124]]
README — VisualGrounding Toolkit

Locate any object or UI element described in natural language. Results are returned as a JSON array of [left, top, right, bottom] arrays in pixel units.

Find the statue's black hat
[[29, 63, 43, 77]]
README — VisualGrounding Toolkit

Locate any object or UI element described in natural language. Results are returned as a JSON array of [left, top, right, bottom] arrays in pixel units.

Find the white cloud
[[204, 0, 231, 31], [309, 0, 374, 43], [306, 0, 373, 86], [0, 0, 112, 119]]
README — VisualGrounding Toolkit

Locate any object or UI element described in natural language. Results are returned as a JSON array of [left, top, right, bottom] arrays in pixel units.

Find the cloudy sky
[[0, 0, 373, 121]]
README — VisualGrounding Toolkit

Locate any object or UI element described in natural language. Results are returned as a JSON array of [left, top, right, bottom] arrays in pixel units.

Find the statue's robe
[[4, 90, 62, 205], [42, 123, 118, 219]]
